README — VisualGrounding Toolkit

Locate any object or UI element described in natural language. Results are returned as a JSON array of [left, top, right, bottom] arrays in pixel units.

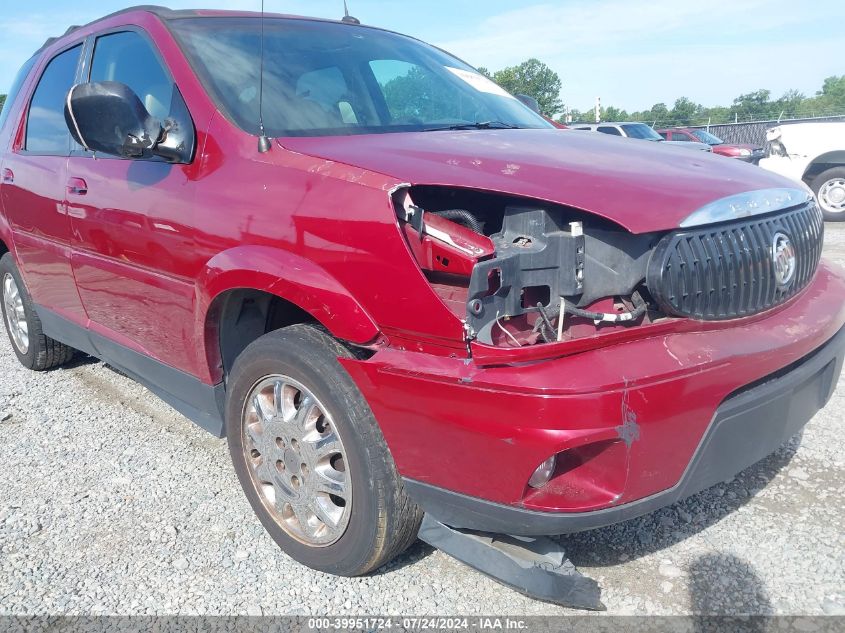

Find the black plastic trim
[[405, 325, 845, 536], [36, 305, 225, 437], [417, 515, 604, 610]]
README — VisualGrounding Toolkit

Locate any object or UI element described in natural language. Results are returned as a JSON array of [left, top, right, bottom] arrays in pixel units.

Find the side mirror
[[64, 81, 164, 159], [516, 94, 541, 114]]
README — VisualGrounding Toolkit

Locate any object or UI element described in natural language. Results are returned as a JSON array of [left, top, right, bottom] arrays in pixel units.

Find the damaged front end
[[385, 184, 826, 609], [393, 185, 663, 352]]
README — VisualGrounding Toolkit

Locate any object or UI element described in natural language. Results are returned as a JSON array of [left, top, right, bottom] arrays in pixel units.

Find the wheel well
[[802, 151, 845, 184], [0, 238, 8, 258], [210, 289, 315, 379]]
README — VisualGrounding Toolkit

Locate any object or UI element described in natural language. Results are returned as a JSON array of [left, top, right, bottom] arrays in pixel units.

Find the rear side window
[[621, 123, 662, 140], [25, 45, 82, 153], [597, 126, 622, 136], [89, 31, 174, 121], [0, 56, 37, 136]]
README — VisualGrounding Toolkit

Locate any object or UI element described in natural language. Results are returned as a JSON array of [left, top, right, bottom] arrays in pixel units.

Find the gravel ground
[[0, 225, 844, 617]]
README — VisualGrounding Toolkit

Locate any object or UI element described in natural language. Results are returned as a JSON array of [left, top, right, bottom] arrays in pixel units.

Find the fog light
[[528, 455, 557, 489]]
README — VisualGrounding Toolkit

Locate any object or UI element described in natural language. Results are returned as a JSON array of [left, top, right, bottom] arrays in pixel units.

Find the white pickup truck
[[760, 122, 845, 221]]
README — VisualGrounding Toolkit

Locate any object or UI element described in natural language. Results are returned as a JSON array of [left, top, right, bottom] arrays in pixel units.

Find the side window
[[25, 45, 82, 153], [657, 131, 669, 139], [0, 56, 37, 136], [89, 31, 173, 121], [597, 126, 622, 136], [672, 132, 690, 141]]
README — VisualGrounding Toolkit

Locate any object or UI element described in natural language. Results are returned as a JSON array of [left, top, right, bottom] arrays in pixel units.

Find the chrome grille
[[647, 203, 823, 320]]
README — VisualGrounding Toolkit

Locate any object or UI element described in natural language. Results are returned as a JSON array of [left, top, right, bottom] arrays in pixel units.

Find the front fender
[[804, 150, 845, 180], [196, 245, 381, 380]]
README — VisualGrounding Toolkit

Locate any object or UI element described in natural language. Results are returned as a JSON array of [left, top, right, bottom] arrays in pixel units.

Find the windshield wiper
[[422, 121, 522, 132]]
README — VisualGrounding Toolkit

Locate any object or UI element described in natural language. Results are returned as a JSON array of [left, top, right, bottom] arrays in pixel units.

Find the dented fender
[[197, 245, 381, 382]]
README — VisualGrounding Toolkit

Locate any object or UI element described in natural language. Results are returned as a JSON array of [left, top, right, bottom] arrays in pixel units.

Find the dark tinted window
[[597, 126, 622, 136], [170, 17, 551, 137], [0, 56, 37, 135], [90, 31, 173, 120], [26, 45, 82, 153], [672, 132, 690, 141]]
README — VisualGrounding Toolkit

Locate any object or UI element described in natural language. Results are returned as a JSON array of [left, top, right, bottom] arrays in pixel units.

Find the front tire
[[225, 324, 422, 576], [0, 253, 74, 370], [810, 167, 845, 221]]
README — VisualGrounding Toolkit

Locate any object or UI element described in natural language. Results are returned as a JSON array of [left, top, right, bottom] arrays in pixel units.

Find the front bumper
[[759, 155, 809, 183], [404, 324, 844, 534], [341, 263, 845, 535], [739, 149, 766, 164]]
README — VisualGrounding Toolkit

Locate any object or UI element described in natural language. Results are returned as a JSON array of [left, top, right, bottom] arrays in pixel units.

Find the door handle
[[1, 168, 13, 184], [66, 177, 88, 196]]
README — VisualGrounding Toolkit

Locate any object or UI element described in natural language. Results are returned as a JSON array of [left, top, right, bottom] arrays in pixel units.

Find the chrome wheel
[[818, 177, 845, 214], [242, 375, 351, 547], [2, 273, 29, 354]]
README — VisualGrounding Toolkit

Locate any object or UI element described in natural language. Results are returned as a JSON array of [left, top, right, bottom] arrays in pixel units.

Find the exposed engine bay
[[394, 185, 662, 347]]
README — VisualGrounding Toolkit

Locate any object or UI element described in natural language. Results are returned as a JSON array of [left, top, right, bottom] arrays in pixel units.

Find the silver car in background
[[572, 122, 713, 152]]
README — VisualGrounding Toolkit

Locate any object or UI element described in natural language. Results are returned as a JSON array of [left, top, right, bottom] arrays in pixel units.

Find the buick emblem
[[772, 231, 796, 288]]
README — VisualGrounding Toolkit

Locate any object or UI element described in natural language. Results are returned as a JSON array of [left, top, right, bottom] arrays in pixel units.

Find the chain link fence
[[687, 115, 845, 147], [569, 113, 845, 147]]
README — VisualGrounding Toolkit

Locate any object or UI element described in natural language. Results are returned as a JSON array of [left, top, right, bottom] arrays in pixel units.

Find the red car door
[[1, 43, 87, 323], [65, 29, 202, 375]]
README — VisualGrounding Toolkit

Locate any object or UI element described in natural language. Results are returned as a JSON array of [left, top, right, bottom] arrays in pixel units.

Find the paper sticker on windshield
[[445, 67, 516, 99]]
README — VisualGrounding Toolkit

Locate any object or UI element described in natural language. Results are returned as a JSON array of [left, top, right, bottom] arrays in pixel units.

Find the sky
[[1, 0, 842, 113]]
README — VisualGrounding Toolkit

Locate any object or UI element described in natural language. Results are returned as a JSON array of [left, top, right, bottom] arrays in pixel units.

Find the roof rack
[[37, 5, 183, 52], [35, 5, 376, 55]]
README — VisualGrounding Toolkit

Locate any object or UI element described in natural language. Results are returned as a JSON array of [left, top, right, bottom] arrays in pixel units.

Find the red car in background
[[658, 127, 764, 162]]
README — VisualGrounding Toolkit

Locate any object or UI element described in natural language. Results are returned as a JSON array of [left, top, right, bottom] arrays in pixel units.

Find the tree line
[[591, 76, 845, 127], [477, 59, 845, 127]]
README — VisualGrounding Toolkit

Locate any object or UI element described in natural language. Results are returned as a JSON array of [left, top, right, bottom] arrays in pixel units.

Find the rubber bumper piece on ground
[[417, 514, 604, 611]]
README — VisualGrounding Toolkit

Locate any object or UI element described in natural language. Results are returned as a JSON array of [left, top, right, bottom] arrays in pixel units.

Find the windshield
[[620, 123, 663, 141], [691, 129, 725, 145], [169, 17, 551, 137]]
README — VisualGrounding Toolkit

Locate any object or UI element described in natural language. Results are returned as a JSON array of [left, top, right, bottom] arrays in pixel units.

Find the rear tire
[[225, 324, 422, 576], [0, 253, 74, 370], [810, 167, 845, 221]]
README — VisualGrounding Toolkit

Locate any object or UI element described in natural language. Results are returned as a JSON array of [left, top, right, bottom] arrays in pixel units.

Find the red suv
[[658, 127, 764, 162], [1, 7, 843, 580]]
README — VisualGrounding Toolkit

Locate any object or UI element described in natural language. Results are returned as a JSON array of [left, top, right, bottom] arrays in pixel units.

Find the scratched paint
[[616, 389, 641, 448]]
